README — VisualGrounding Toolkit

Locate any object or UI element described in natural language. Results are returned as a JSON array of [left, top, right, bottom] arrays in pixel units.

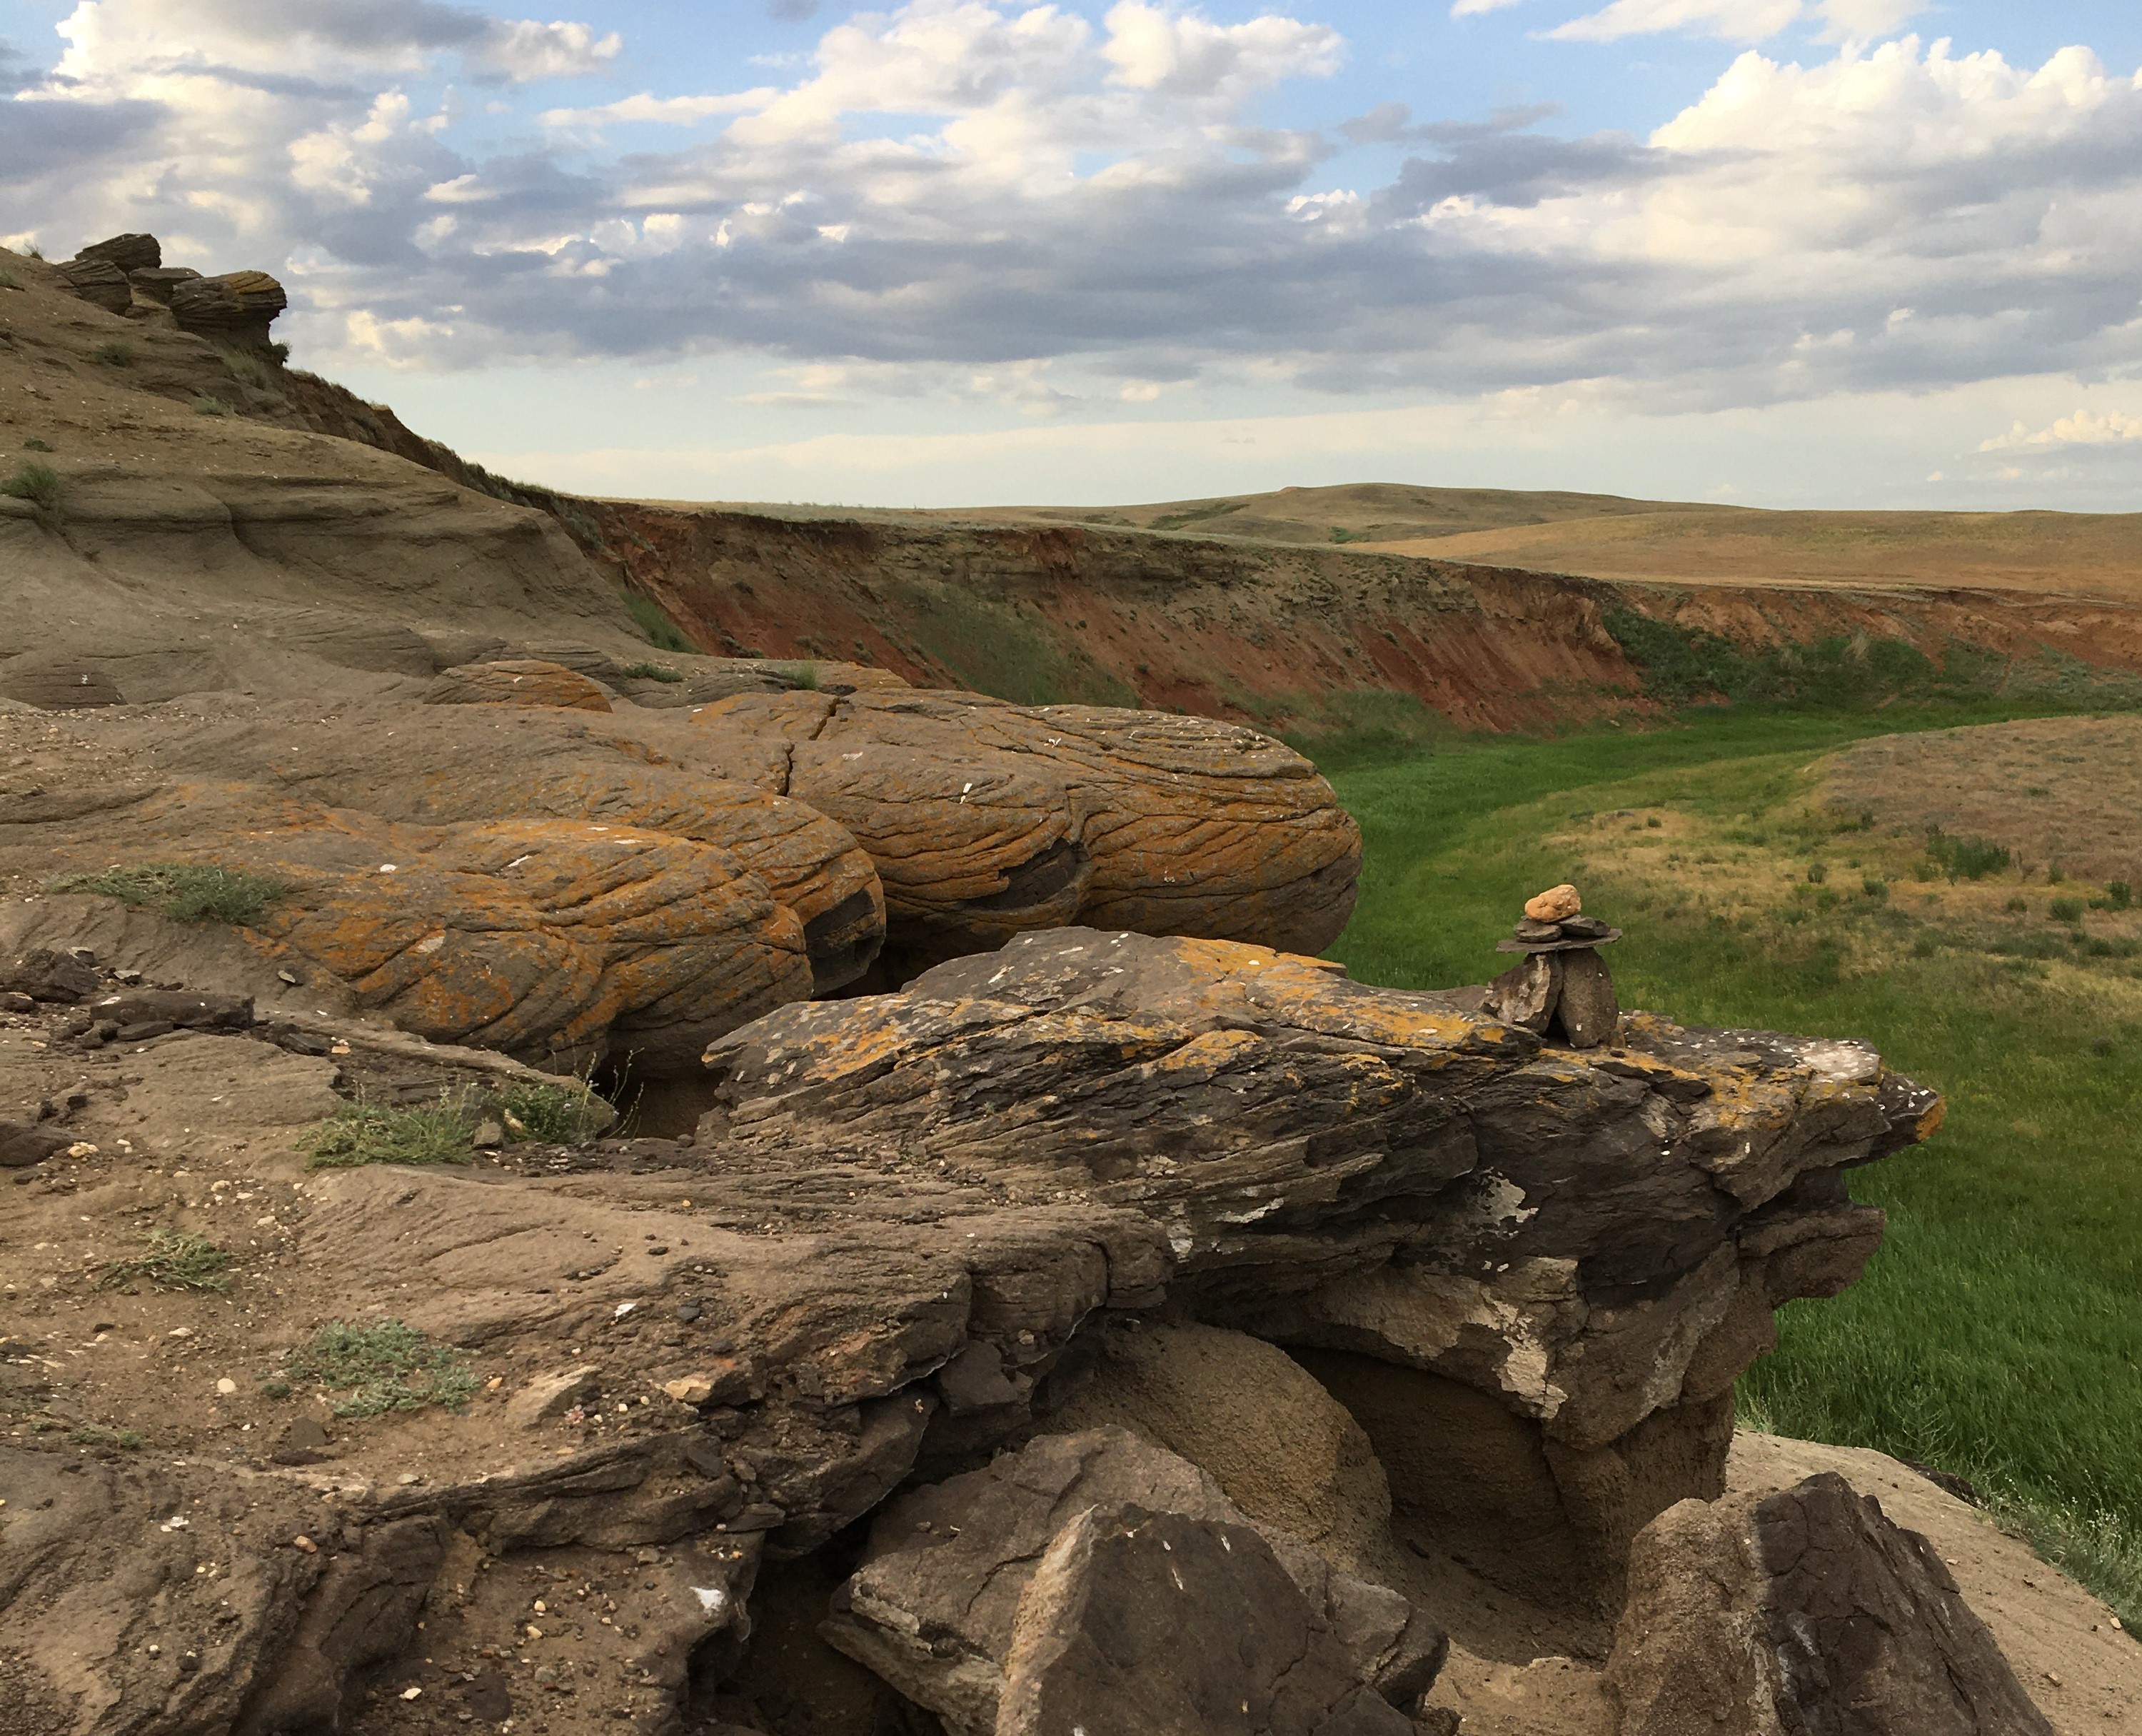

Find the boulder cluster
[[55, 232, 288, 349]]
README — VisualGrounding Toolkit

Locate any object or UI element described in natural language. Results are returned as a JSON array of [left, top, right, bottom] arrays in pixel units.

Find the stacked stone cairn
[[1482, 881, 1621, 1048]]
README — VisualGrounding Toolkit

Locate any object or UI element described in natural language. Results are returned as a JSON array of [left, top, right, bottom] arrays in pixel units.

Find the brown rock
[[996, 1503, 1417, 1736], [1, 947, 101, 1002], [169, 270, 288, 344], [824, 1428, 1443, 1735], [126, 266, 201, 308], [1484, 950, 1562, 1033], [690, 689, 1362, 973], [54, 256, 133, 313], [0, 1119, 75, 1168], [423, 658, 613, 712], [85, 988, 253, 1031], [75, 234, 161, 273], [1554, 948, 1618, 1048], [1523, 884, 1582, 922], [1606, 1472, 2054, 1736]]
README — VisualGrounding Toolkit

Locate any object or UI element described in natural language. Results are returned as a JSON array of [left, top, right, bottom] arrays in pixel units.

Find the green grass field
[[1321, 705, 2142, 1625]]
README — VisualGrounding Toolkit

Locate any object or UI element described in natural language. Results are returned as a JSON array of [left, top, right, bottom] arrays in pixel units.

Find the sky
[[4, 0, 2142, 511]]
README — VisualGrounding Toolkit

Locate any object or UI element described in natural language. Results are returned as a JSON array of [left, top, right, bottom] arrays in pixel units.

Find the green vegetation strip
[[308, 1079, 610, 1168], [1322, 703, 2142, 1627], [273, 1320, 477, 1417], [48, 863, 283, 924]]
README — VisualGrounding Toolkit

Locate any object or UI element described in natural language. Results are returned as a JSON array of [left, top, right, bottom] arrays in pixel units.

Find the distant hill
[[932, 486, 2142, 603]]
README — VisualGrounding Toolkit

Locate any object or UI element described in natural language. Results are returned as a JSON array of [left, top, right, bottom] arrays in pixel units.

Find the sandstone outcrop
[[703, 929, 1939, 1614], [424, 658, 615, 711], [1606, 1472, 2055, 1736], [0, 910, 2071, 1736], [690, 689, 1364, 974], [169, 270, 289, 348]]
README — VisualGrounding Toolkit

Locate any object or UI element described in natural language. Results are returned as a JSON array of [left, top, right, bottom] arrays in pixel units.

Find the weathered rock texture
[[424, 658, 615, 711], [702, 929, 1941, 1614], [823, 1428, 1442, 1736], [0, 912, 1967, 1736], [1606, 1472, 2056, 1736], [691, 689, 1364, 973]]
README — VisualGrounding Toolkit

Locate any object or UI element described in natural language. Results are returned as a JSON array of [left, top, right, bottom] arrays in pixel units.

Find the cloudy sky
[[4, 0, 2141, 509]]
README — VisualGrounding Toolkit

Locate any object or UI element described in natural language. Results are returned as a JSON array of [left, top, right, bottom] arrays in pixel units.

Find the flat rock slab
[[425, 659, 612, 711], [1495, 929, 1622, 953]]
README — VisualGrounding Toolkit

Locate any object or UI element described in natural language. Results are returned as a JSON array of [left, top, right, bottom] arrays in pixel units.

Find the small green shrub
[[2005, 896, 2028, 914], [1329, 526, 1369, 543], [3, 460, 61, 526], [624, 592, 694, 653], [2109, 882, 2133, 910], [773, 661, 822, 691], [1806, 862, 1829, 884], [1911, 861, 1939, 883], [218, 346, 271, 388], [1926, 828, 2011, 882], [1910, 934, 1938, 958], [309, 1097, 476, 1168], [69, 1423, 143, 1448], [24, 243, 44, 261], [191, 396, 229, 416], [91, 340, 134, 367], [2048, 863, 2066, 885], [267, 341, 291, 364], [620, 660, 683, 683], [98, 1229, 234, 1293], [1861, 876, 1887, 900], [0, 270, 18, 290], [2050, 897, 2085, 924], [496, 1078, 609, 1143], [47, 863, 283, 924], [275, 1320, 478, 1418], [21, 438, 51, 452], [1816, 888, 1841, 910], [1646, 816, 1663, 829]]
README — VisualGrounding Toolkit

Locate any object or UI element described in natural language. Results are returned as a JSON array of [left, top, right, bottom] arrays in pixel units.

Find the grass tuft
[[3, 459, 61, 528], [98, 1229, 234, 1293], [69, 1423, 144, 1448], [91, 340, 135, 367], [309, 1096, 477, 1168], [21, 438, 53, 452], [48, 862, 283, 924], [623, 591, 695, 653], [191, 396, 230, 416], [772, 660, 822, 691], [620, 659, 684, 683], [274, 1320, 478, 1418], [309, 1078, 609, 1166]]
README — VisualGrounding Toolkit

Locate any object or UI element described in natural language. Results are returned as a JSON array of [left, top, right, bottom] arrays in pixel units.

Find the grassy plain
[[1321, 705, 2142, 1625]]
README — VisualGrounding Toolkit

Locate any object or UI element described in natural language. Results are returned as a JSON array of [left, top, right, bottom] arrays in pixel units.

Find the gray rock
[[1554, 948, 1619, 1048], [54, 257, 132, 313], [89, 989, 254, 1032], [823, 1428, 1443, 1736], [1606, 1472, 2053, 1736], [1484, 950, 1561, 1033], [1, 948, 101, 1003], [997, 1503, 1416, 1736], [0, 1119, 74, 1168]]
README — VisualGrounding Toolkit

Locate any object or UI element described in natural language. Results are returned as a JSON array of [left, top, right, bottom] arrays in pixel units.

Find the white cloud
[[1548, 0, 1804, 45], [1450, 0, 1527, 17], [9, 0, 2142, 478], [541, 90, 778, 129], [1101, 2, 1343, 102], [1811, 0, 1926, 44], [1979, 409, 2142, 451]]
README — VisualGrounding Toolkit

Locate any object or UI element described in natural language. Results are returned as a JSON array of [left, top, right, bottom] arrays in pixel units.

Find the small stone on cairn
[[1483, 883, 1621, 1048]]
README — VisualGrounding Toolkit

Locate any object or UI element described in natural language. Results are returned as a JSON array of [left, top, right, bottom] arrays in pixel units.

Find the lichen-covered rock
[[1605, 1472, 2053, 1736], [689, 689, 1361, 973], [122, 702, 885, 995], [703, 928, 1941, 1610], [169, 270, 287, 345], [823, 1428, 1442, 1736], [424, 658, 613, 711]]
